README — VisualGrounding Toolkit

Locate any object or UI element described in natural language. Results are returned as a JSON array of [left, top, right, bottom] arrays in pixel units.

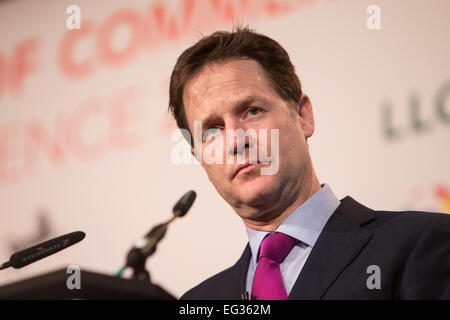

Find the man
[[168, 27, 450, 299]]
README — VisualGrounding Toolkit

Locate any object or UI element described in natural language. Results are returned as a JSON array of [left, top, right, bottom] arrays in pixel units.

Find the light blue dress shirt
[[245, 184, 341, 296]]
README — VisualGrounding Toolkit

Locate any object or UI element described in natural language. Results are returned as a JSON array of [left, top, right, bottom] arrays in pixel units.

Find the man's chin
[[234, 175, 279, 207]]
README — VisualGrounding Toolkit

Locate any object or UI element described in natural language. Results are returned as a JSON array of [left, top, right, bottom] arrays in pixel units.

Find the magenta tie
[[251, 232, 296, 300]]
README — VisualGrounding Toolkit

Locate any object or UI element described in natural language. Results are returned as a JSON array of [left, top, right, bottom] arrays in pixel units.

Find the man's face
[[183, 59, 314, 221]]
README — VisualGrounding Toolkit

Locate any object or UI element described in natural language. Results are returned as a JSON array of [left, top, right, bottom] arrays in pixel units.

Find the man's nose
[[225, 120, 252, 157]]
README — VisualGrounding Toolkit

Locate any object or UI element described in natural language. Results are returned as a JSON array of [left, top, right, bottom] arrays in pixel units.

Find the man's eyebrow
[[200, 96, 267, 131], [233, 96, 266, 113], [200, 114, 221, 131]]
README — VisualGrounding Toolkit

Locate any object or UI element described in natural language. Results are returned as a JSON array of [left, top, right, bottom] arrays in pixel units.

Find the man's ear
[[295, 93, 315, 139]]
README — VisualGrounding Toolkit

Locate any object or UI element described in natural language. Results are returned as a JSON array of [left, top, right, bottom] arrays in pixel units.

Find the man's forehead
[[183, 59, 274, 113]]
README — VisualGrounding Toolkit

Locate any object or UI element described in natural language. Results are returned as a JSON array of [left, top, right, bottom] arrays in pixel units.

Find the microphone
[[0, 231, 86, 270], [172, 190, 196, 218], [240, 292, 249, 300], [122, 190, 196, 281], [133, 190, 196, 259]]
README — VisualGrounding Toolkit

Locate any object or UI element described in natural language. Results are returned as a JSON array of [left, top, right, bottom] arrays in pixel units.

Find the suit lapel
[[217, 244, 251, 299], [288, 196, 376, 300]]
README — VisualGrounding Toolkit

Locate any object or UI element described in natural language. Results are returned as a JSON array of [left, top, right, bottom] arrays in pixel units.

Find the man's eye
[[203, 127, 220, 142], [248, 107, 262, 116]]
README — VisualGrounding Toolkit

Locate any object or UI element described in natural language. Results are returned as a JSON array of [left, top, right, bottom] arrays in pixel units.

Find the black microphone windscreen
[[173, 190, 196, 217], [9, 231, 85, 269]]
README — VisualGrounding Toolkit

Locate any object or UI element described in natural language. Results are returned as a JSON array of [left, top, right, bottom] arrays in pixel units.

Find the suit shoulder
[[368, 209, 450, 243], [373, 209, 449, 228], [180, 266, 236, 300]]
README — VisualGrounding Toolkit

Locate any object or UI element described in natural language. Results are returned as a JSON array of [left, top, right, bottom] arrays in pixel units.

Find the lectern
[[0, 268, 176, 299]]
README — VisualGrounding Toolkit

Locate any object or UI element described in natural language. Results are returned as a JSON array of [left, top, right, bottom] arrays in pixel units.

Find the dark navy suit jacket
[[181, 196, 450, 299]]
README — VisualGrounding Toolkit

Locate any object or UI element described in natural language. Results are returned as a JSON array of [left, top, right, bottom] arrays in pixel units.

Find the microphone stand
[[126, 222, 168, 283], [119, 190, 196, 283], [126, 247, 151, 283]]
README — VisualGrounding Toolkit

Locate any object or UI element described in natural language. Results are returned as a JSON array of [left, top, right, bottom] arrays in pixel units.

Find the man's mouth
[[232, 161, 271, 179]]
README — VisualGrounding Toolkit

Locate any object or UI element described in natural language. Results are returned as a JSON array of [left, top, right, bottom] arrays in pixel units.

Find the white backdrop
[[0, 0, 449, 297]]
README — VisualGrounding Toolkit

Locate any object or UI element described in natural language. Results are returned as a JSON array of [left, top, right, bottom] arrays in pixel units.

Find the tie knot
[[258, 232, 295, 264]]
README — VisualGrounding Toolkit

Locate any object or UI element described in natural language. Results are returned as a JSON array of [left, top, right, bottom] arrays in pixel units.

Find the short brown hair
[[168, 26, 302, 138]]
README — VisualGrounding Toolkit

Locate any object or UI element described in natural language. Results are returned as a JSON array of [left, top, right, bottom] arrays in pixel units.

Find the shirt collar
[[245, 183, 341, 267]]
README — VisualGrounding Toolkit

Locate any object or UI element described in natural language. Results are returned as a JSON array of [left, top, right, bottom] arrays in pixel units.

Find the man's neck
[[242, 174, 322, 232]]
